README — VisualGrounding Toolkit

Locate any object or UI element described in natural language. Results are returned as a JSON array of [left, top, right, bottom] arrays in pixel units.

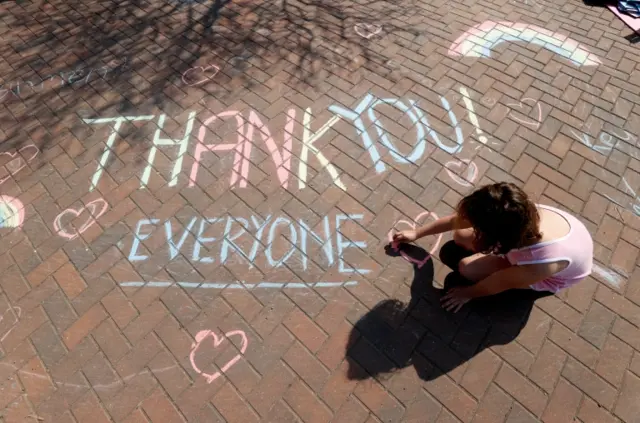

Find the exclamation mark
[[459, 87, 488, 144]]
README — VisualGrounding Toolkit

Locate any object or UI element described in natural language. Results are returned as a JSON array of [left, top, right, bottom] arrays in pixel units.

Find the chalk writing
[[0, 144, 39, 185], [128, 214, 370, 274], [388, 211, 443, 268], [459, 87, 488, 144], [592, 263, 624, 289], [354, 23, 382, 39], [88, 92, 469, 191], [190, 329, 248, 383], [182, 64, 220, 86], [0, 59, 128, 102], [506, 98, 543, 129], [444, 159, 478, 188], [0, 196, 25, 229], [0, 306, 21, 342], [571, 128, 640, 160], [449, 21, 602, 66], [53, 198, 109, 240]]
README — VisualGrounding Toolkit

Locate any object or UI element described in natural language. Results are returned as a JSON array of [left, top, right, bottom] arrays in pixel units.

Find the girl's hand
[[392, 230, 418, 243], [441, 287, 471, 313]]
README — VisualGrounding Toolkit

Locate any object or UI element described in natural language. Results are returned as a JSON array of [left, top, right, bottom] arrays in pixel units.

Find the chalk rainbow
[[0, 196, 25, 228], [448, 21, 601, 67]]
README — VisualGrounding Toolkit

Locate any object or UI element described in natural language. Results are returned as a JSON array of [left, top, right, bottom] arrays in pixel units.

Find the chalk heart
[[190, 330, 248, 384], [506, 98, 542, 129], [388, 211, 443, 268], [0, 144, 39, 184], [182, 65, 220, 86], [54, 198, 109, 240], [355, 23, 382, 39], [444, 159, 478, 188]]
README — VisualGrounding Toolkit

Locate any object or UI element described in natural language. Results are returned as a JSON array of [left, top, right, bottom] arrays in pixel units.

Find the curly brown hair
[[456, 182, 542, 254]]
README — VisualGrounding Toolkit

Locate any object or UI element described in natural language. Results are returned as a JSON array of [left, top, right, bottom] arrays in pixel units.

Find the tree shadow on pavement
[[345, 240, 552, 382]]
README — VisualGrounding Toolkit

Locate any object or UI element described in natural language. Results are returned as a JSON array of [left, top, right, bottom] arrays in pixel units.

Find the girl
[[392, 182, 593, 312]]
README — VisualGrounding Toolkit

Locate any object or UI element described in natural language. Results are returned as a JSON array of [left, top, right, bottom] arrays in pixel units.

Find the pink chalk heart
[[0, 144, 39, 185], [53, 198, 109, 240], [506, 98, 542, 129], [190, 329, 248, 384], [444, 159, 478, 188], [388, 211, 443, 268], [182, 64, 220, 86], [355, 23, 382, 39]]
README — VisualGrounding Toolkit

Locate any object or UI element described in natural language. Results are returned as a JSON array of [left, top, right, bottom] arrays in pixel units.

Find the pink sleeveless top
[[505, 204, 593, 293]]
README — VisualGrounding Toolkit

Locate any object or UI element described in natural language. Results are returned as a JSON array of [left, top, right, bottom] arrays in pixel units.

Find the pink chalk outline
[[54, 198, 109, 240], [444, 159, 478, 188], [388, 211, 443, 268], [355, 23, 382, 39], [506, 98, 542, 129], [448, 20, 602, 67], [189, 329, 248, 384], [182, 64, 220, 87], [0, 306, 21, 342], [0, 144, 39, 185]]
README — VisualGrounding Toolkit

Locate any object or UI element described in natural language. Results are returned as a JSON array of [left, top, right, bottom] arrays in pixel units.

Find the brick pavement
[[0, 0, 639, 421]]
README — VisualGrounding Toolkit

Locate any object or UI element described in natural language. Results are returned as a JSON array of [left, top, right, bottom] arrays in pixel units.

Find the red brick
[[562, 357, 617, 410], [596, 335, 633, 386], [26, 249, 68, 287], [548, 322, 599, 368], [18, 356, 55, 406], [527, 340, 567, 393], [577, 397, 618, 423], [424, 374, 477, 423], [285, 379, 333, 423], [54, 262, 88, 299], [320, 360, 360, 411], [122, 300, 167, 344], [283, 341, 330, 391], [495, 364, 548, 417], [72, 391, 112, 423], [101, 287, 138, 329], [62, 303, 107, 350], [283, 308, 328, 353], [610, 239, 639, 277], [141, 387, 186, 423], [578, 301, 616, 348], [541, 378, 582, 423], [614, 371, 640, 422], [472, 383, 513, 423], [332, 395, 370, 423], [247, 361, 296, 417], [596, 284, 640, 328], [460, 349, 502, 399]]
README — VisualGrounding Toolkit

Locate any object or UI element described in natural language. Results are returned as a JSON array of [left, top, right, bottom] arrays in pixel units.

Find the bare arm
[[393, 213, 472, 243]]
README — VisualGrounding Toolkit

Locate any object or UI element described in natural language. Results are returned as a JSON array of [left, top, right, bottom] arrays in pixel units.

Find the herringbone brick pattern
[[0, 0, 639, 421]]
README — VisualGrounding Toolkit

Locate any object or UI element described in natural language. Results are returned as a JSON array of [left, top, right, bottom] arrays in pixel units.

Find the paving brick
[[562, 357, 617, 410], [495, 364, 548, 417], [527, 340, 567, 394], [62, 302, 107, 350], [284, 379, 333, 423], [596, 334, 633, 387], [540, 378, 582, 423], [614, 371, 640, 423], [472, 384, 513, 423]]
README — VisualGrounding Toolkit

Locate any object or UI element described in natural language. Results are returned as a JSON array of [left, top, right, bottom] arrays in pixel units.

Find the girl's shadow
[[346, 240, 552, 381]]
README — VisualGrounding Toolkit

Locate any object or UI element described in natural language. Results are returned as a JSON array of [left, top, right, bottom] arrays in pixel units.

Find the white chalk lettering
[[192, 218, 222, 263], [265, 217, 298, 267], [165, 217, 197, 260], [129, 219, 159, 261], [335, 214, 369, 274]]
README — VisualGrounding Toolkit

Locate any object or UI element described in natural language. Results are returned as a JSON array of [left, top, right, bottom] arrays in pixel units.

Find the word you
[[355, 23, 382, 39], [444, 159, 478, 188], [182, 64, 219, 86], [190, 329, 248, 383], [0, 306, 21, 342], [0, 196, 25, 229], [0, 59, 128, 101], [571, 127, 639, 161], [449, 20, 602, 67], [0, 144, 39, 185], [86, 88, 486, 192], [605, 177, 640, 217], [53, 198, 109, 240], [128, 214, 370, 274], [389, 211, 442, 268], [120, 281, 358, 289]]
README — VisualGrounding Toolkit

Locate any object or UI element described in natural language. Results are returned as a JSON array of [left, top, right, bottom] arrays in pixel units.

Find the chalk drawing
[[388, 211, 443, 268], [0, 196, 25, 229], [182, 64, 220, 86], [190, 329, 248, 383], [128, 214, 369, 273], [119, 281, 359, 289], [354, 23, 382, 39], [53, 198, 109, 240], [85, 116, 155, 191], [444, 159, 478, 188], [592, 263, 624, 289], [481, 97, 496, 107], [506, 98, 543, 129], [448, 21, 602, 67], [459, 87, 488, 144], [571, 128, 640, 160], [0, 306, 21, 342], [0, 144, 39, 185]]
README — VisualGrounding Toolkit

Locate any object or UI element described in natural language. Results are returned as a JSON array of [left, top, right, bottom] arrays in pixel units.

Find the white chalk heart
[[355, 23, 382, 39], [506, 98, 542, 129], [53, 198, 109, 240], [190, 329, 248, 384], [388, 211, 443, 268], [0, 144, 39, 185], [444, 159, 478, 188], [182, 65, 220, 86]]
